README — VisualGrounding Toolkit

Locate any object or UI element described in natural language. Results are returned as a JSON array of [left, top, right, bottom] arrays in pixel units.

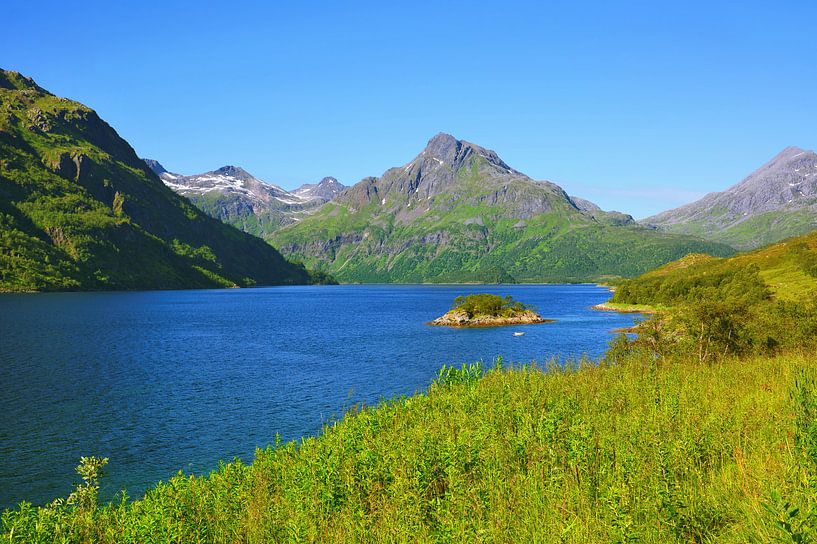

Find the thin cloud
[[564, 182, 708, 219]]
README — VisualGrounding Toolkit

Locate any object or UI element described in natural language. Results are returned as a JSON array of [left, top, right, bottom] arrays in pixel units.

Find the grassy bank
[[4, 352, 817, 543]]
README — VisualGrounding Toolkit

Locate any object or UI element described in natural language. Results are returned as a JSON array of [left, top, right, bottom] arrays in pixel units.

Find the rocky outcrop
[[428, 309, 552, 328], [143, 159, 167, 175]]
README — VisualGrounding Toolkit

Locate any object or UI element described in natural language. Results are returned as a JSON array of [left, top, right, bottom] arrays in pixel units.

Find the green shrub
[[451, 294, 533, 317]]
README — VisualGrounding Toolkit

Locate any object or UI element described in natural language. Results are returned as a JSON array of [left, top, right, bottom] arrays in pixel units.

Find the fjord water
[[0, 284, 634, 510]]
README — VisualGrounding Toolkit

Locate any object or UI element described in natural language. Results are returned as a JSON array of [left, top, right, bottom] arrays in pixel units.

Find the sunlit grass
[[4, 353, 817, 543]]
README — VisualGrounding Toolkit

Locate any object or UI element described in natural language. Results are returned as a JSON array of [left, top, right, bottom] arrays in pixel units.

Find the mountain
[[643, 147, 817, 250], [144, 161, 346, 239], [270, 133, 735, 283], [611, 228, 817, 306], [142, 158, 168, 175], [0, 69, 327, 291], [293, 176, 346, 202]]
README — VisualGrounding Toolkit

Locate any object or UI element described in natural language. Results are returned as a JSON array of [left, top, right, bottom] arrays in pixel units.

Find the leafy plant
[[450, 294, 533, 317], [66, 456, 109, 513]]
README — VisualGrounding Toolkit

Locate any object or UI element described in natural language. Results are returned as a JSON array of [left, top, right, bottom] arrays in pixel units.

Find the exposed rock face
[[570, 195, 635, 226], [156, 164, 296, 204], [428, 309, 552, 327], [569, 196, 602, 212], [293, 177, 346, 202], [143, 159, 167, 175], [643, 147, 817, 249], [306, 134, 601, 219], [333, 132, 559, 219], [141, 159, 346, 238]]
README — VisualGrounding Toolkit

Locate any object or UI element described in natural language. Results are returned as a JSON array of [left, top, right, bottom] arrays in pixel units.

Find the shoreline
[[591, 302, 657, 314], [428, 318, 556, 328], [428, 309, 554, 328], [0, 281, 617, 295]]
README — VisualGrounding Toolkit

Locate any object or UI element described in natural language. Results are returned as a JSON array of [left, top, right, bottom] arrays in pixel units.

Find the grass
[[612, 229, 817, 308], [592, 301, 662, 313], [4, 353, 817, 543]]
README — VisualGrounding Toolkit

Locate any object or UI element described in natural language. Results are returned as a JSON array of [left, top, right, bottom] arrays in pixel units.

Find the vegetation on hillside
[[611, 230, 817, 306], [610, 230, 817, 361], [0, 70, 330, 291]]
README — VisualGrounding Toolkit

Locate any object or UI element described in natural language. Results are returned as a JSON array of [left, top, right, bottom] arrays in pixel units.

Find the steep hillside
[[145, 160, 345, 239], [0, 69, 323, 291], [643, 147, 817, 249], [611, 229, 817, 306], [271, 133, 735, 283]]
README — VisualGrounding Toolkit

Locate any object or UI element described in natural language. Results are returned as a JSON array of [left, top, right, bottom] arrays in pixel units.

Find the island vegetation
[[428, 293, 551, 327], [4, 235, 817, 542]]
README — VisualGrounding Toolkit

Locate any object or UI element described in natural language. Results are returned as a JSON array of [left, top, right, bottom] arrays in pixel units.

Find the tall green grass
[[4, 352, 817, 543]]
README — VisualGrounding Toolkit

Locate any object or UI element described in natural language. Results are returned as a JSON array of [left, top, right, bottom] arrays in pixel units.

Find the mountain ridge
[[643, 146, 817, 249], [270, 133, 735, 283], [144, 159, 346, 238]]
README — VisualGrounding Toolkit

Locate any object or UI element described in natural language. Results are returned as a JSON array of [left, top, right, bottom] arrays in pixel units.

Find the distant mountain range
[[269, 133, 734, 283], [0, 69, 328, 291], [3, 66, 814, 290], [143, 160, 346, 239], [642, 147, 817, 249]]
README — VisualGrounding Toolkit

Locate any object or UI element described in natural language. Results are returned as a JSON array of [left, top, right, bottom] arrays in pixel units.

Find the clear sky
[[3, 1, 815, 218]]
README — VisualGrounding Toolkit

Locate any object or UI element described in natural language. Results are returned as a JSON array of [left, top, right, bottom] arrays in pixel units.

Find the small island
[[429, 294, 553, 328]]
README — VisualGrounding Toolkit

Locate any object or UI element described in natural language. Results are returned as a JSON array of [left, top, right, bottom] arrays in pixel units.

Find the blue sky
[[3, 1, 815, 218]]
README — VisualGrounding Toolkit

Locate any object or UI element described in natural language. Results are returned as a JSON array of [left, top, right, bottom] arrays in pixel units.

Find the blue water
[[0, 284, 635, 510]]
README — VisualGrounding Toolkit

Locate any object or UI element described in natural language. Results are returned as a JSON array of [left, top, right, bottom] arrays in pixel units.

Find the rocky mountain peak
[[142, 158, 167, 175], [749, 146, 813, 177], [293, 176, 346, 202], [420, 133, 515, 173], [643, 146, 817, 249], [777, 146, 808, 159], [214, 165, 252, 179], [0, 69, 45, 92], [423, 133, 461, 161], [731, 146, 816, 192]]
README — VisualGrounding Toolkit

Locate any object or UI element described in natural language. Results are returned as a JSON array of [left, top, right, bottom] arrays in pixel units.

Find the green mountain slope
[[271, 133, 735, 283], [0, 69, 323, 291], [611, 229, 817, 306], [642, 147, 817, 250]]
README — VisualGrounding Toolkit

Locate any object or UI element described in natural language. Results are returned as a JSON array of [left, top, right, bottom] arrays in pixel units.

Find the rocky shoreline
[[428, 309, 553, 328]]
